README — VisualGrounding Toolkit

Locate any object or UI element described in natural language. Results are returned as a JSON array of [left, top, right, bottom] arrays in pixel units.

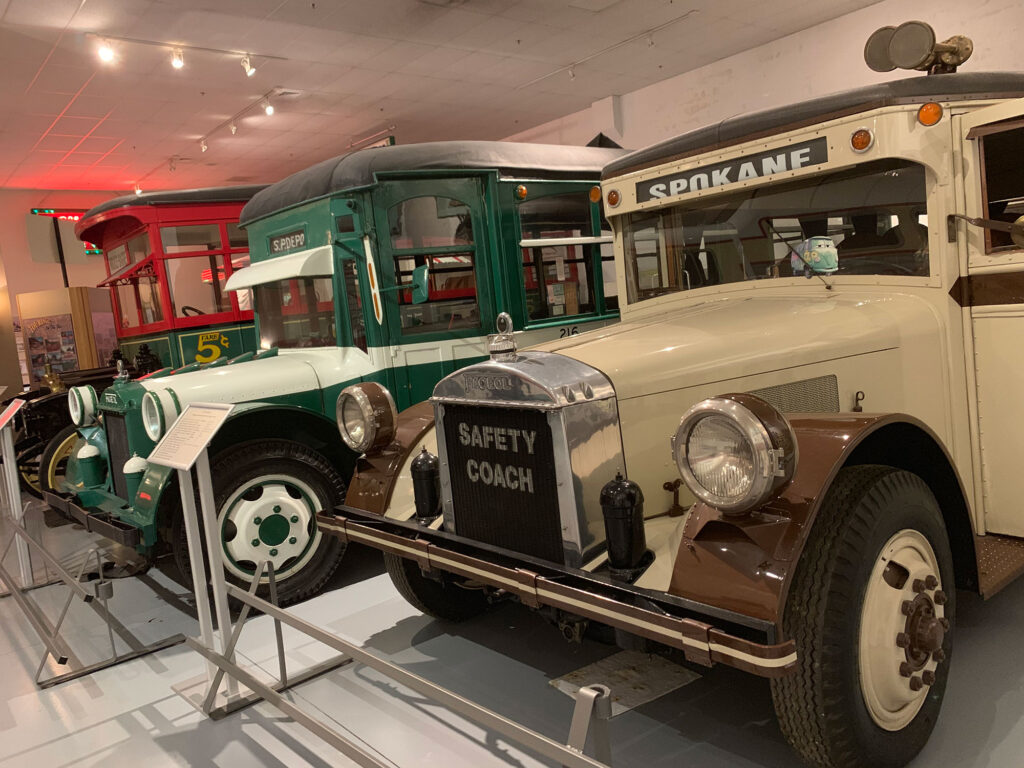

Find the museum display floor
[[1, 500, 1022, 768]]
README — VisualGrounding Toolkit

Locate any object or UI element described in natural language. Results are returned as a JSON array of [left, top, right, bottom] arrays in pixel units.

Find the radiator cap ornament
[[489, 312, 517, 361]]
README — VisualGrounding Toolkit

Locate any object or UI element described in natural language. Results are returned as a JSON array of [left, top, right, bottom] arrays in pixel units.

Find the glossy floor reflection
[[0, 499, 1022, 767]]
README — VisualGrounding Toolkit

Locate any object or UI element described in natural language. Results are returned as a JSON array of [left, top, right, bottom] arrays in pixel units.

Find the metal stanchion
[[0, 401, 33, 587]]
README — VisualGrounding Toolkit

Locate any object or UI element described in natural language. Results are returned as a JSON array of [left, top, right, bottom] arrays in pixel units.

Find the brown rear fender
[[667, 414, 977, 631]]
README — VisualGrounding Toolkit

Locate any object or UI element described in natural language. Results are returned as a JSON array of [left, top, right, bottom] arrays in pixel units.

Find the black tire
[[771, 465, 955, 768], [384, 552, 489, 621], [38, 424, 79, 495], [172, 440, 347, 606]]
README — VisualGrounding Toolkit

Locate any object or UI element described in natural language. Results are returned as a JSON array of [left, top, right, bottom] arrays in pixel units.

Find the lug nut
[[939, 617, 950, 631], [922, 670, 936, 686], [269, 548, 278, 557], [896, 632, 910, 648], [899, 662, 913, 678], [290, 515, 299, 523], [254, 516, 262, 525], [901, 600, 915, 616], [273, 505, 282, 513], [912, 578, 927, 593], [933, 648, 946, 662], [925, 575, 938, 589], [910, 676, 924, 691], [251, 539, 260, 547], [289, 537, 297, 545], [934, 590, 948, 605]]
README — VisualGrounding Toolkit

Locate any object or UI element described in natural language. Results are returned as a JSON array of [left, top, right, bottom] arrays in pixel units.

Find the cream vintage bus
[[317, 25, 1024, 767]]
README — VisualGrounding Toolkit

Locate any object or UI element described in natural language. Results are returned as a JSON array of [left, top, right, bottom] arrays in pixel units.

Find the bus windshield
[[623, 159, 928, 305], [254, 276, 336, 348]]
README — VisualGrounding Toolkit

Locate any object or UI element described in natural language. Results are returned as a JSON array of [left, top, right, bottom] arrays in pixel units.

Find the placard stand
[[0, 398, 184, 687], [168, 402, 613, 767]]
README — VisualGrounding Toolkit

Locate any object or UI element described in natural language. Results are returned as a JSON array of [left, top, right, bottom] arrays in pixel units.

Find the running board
[[977, 533, 1024, 598], [318, 507, 797, 679]]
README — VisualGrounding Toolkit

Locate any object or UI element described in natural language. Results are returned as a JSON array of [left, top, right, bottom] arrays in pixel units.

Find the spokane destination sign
[[635, 137, 829, 203]]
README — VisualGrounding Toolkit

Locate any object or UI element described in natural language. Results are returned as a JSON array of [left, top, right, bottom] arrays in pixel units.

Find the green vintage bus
[[46, 141, 625, 604]]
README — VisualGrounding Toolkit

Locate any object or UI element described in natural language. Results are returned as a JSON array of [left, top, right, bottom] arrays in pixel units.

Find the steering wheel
[[837, 259, 918, 276], [180, 305, 206, 317]]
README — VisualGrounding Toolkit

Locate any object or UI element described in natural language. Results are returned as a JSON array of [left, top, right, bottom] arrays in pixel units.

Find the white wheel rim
[[218, 474, 323, 584], [859, 528, 947, 731]]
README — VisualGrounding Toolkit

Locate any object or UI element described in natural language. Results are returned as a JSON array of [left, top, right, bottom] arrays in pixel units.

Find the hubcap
[[859, 529, 946, 731], [218, 474, 322, 584]]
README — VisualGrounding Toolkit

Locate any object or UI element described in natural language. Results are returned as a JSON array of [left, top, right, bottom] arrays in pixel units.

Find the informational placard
[[148, 402, 233, 471], [0, 399, 25, 432]]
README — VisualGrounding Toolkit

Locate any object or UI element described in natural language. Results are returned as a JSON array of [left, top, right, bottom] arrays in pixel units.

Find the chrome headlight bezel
[[671, 393, 798, 515], [141, 389, 180, 442], [68, 385, 98, 427], [336, 382, 397, 455]]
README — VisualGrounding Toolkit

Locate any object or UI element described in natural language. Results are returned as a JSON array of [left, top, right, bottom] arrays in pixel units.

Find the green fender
[[131, 402, 357, 546]]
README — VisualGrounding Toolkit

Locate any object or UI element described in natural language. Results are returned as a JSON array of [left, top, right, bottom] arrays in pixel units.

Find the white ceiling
[[0, 0, 880, 193]]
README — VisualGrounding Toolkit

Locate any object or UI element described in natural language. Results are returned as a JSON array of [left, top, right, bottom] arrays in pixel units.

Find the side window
[[160, 224, 221, 254], [600, 218, 618, 311], [387, 196, 478, 334], [230, 253, 253, 312], [519, 192, 597, 321], [167, 255, 230, 317], [341, 260, 367, 352], [979, 124, 1024, 252], [114, 271, 164, 327]]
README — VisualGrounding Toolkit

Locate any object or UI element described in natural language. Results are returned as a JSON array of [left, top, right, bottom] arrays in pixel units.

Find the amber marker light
[[606, 189, 621, 207], [589, 185, 602, 203], [851, 129, 873, 153], [917, 102, 943, 126], [515, 184, 528, 200]]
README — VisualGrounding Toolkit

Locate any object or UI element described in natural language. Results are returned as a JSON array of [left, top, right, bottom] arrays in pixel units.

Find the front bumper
[[318, 506, 797, 678], [44, 491, 142, 548]]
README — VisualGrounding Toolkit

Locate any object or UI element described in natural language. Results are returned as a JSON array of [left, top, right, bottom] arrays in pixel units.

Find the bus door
[[371, 177, 494, 410], [956, 97, 1024, 536]]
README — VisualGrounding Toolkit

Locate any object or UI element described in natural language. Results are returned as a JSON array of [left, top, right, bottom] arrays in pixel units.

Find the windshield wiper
[[763, 220, 833, 291]]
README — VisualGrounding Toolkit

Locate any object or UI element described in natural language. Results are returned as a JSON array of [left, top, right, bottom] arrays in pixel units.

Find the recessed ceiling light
[[98, 41, 115, 62], [241, 56, 255, 77], [171, 48, 184, 69]]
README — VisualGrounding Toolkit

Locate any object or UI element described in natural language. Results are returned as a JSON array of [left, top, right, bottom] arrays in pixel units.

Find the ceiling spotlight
[[98, 40, 115, 62], [263, 99, 274, 116], [134, 184, 142, 195], [241, 56, 256, 77], [171, 48, 184, 69], [200, 138, 208, 153], [230, 122, 237, 135], [569, 67, 576, 81]]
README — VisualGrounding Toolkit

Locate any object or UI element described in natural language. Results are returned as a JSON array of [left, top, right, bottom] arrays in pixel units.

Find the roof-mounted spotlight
[[864, 21, 973, 75], [241, 55, 256, 77], [171, 48, 184, 69]]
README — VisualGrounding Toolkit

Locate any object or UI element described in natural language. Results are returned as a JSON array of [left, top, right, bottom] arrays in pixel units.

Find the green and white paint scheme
[[54, 141, 625, 602]]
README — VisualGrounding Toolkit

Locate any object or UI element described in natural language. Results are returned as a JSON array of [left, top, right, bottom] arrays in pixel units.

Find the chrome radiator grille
[[440, 403, 564, 563], [105, 412, 130, 500]]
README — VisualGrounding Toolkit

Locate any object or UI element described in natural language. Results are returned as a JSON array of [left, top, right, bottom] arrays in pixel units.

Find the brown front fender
[[666, 413, 975, 630]]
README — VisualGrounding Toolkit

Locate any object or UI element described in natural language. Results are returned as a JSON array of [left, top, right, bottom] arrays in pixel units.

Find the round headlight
[[336, 382, 397, 454], [671, 393, 797, 515], [141, 389, 180, 442], [68, 385, 98, 426]]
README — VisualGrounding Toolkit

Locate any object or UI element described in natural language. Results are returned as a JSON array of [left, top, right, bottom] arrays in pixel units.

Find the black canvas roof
[[82, 185, 267, 220], [241, 141, 627, 225], [604, 72, 1024, 179]]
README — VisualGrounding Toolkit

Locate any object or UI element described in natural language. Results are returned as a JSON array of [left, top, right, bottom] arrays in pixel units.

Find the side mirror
[[411, 263, 429, 304]]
